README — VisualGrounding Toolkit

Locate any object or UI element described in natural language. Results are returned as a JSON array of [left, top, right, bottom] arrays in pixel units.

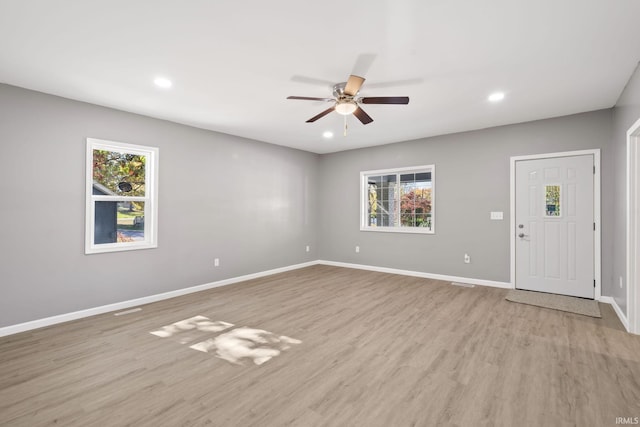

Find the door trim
[[509, 149, 601, 300], [627, 117, 640, 334]]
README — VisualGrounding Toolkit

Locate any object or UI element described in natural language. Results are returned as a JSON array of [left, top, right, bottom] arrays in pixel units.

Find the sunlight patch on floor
[[150, 315, 301, 365]]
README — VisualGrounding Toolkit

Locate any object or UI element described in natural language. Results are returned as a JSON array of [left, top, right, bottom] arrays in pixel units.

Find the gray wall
[[611, 63, 640, 316], [318, 110, 613, 287], [0, 84, 319, 328]]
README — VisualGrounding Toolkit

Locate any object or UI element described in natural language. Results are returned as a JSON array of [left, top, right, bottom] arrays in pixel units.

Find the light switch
[[490, 211, 504, 220]]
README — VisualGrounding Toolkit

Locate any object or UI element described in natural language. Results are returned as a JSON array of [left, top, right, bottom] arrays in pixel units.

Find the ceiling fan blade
[[353, 106, 373, 125], [287, 96, 335, 102], [351, 53, 377, 78], [306, 106, 335, 123], [344, 75, 365, 96], [290, 75, 336, 88], [360, 96, 410, 105]]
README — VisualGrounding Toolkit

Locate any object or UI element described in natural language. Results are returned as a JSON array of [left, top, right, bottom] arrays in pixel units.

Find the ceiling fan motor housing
[[333, 82, 358, 115], [333, 82, 353, 99]]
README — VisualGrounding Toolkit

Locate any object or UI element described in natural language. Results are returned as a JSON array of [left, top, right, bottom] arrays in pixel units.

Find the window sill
[[360, 227, 434, 235], [85, 242, 158, 255]]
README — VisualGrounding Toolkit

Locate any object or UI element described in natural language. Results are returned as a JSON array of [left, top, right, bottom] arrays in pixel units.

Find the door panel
[[515, 155, 594, 298], [544, 222, 561, 278]]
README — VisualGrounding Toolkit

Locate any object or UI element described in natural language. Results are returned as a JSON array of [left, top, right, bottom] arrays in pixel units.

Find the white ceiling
[[1, 1, 640, 154]]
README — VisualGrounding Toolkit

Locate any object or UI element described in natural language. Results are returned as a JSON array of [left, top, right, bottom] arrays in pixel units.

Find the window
[[85, 138, 159, 254], [360, 165, 434, 233], [545, 184, 561, 217]]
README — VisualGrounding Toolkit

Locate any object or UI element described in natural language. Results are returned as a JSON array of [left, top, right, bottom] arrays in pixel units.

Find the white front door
[[515, 154, 594, 298]]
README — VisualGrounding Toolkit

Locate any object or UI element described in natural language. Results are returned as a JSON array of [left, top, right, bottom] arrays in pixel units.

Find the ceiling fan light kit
[[287, 74, 409, 126], [335, 101, 357, 115]]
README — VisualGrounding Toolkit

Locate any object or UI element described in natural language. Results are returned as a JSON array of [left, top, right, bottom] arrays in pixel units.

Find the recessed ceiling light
[[154, 77, 172, 89], [488, 92, 505, 102], [323, 131, 334, 139]]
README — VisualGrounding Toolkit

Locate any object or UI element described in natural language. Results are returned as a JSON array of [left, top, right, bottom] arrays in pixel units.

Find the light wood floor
[[1, 265, 639, 426]]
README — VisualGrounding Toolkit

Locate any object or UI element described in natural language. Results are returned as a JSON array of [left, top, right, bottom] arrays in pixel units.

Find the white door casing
[[511, 151, 600, 299], [627, 117, 640, 334]]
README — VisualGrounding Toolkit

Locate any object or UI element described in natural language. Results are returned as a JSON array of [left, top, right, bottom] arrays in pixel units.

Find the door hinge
[[594, 222, 596, 231], [593, 165, 596, 174], [594, 279, 596, 288]]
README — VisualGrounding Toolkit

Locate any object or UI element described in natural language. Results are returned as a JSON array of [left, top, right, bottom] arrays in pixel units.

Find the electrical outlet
[[464, 253, 471, 264], [306, 245, 310, 252], [214, 258, 220, 267], [355, 246, 360, 253]]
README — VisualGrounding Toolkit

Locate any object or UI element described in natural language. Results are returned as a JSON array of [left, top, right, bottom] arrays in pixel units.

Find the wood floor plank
[[1, 265, 639, 426]]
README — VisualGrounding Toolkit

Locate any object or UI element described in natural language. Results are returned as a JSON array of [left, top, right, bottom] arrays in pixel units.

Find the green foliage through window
[[93, 150, 146, 197]]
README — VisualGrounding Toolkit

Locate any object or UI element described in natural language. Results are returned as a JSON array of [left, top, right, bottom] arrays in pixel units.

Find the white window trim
[[85, 138, 159, 254], [360, 164, 435, 234]]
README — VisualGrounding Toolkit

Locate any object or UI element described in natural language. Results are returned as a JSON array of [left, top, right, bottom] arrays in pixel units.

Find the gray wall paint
[[611, 63, 640, 316], [318, 110, 613, 287], [0, 84, 318, 327]]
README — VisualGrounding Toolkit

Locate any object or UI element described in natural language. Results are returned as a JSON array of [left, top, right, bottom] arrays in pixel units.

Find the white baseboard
[[0, 260, 524, 338], [317, 260, 513, 289], [4, 259, 632, 339], [0, 261, 317, 338], [598, 296, 629, 331], [9, 258, 623, 338]]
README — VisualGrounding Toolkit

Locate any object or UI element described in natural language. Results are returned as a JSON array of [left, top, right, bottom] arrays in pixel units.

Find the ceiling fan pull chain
[[344, 115, 348, 136]]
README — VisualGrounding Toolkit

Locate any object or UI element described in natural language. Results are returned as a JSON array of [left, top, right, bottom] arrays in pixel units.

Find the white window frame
[[85, 138, 159, 254], [360, 165, 435, 234]]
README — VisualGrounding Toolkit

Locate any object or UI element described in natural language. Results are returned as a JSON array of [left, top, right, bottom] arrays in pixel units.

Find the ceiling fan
[[287, 74, 409, 125]]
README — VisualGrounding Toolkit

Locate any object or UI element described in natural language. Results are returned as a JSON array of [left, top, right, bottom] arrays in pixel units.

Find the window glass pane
[[401, 212, 415, 227], [415, 172, 431, 182], [93, 149, 146, 197], [367, 181, 378, 226], [362, 167, 433, 232], [382, 174, 396, 186], [400, 173, 415, 183], [415, 213, 431, 228], [545, 185, 561, 217], [369, 176, 381, 186], [399, 170, 432, 230], [388, 197, 397, 226], [94, 201, 145, 244]]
